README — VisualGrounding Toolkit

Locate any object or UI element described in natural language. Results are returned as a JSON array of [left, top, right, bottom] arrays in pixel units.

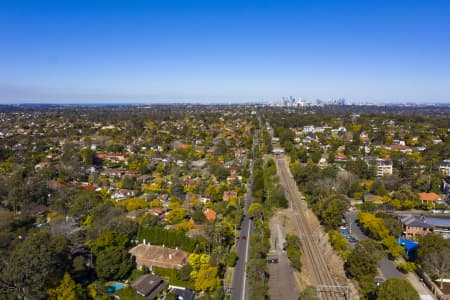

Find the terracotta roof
[[418, 192, 441, 202], [82, 185, 97, 191], [335, 154, 347, 160], [203, 208, 217, 221], [129, 244, 189, 270]]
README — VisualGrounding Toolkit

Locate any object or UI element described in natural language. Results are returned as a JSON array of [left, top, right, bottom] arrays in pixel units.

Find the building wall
[[404, 225, 433, 238]]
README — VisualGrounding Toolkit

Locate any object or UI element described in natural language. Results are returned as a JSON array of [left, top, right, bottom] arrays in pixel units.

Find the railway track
[[275, 156, 346, 300]]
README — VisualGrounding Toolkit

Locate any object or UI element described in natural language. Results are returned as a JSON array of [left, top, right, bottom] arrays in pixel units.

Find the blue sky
[[1, 0, 450, 103]]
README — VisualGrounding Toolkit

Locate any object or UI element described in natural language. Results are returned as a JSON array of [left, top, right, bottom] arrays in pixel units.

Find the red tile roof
[[418, 192, 441, 202], [203, 208, 217, 221]]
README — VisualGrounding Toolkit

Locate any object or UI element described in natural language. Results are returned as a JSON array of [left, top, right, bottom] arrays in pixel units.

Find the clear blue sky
[[1, 0, 450, 103]]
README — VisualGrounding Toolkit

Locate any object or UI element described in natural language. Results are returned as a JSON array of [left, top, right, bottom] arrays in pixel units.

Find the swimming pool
[[107, 282, 126, 293]]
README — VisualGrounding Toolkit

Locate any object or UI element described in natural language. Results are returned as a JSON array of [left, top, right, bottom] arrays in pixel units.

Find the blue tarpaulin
[[397, 238, 419, 254]]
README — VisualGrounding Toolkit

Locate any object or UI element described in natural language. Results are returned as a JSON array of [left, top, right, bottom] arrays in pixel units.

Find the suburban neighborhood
[[0, 104, 448, 300]]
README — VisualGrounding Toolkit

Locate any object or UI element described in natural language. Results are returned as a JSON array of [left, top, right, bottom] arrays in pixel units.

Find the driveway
[[268, 215, 299, 300], [344, 211, 404, 279]]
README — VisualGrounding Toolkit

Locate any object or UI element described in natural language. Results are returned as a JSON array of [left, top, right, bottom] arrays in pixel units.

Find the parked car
[[375, 277, 385, 286], [347, 236, 358, 243], [267, 258, 278, 264]]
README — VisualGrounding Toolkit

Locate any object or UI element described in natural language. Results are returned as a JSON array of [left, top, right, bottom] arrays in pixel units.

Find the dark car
[[348, 236, 358, 243], [241, 235, 246, 240], [267, 258, 278, 264], [375, 278, 385, 286]]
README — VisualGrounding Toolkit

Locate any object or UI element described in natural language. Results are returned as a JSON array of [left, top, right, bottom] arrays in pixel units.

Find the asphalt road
[[231, 214, 252, 300], [344, 211, 404, 279], [230, 132, 257, 300]]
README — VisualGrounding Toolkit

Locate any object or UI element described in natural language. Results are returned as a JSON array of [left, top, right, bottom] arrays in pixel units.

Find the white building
[[376, 158, 393, 176], [440, 159, 450, 176]]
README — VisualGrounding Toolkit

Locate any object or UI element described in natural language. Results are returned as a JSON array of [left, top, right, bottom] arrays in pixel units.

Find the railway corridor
[[275, 155, 353, 300]]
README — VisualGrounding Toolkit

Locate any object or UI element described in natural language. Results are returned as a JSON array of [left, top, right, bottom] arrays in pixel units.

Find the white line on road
[[242, 219, 252, 300]]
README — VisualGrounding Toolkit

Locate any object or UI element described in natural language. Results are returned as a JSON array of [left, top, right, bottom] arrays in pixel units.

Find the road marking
[[242, 218, 252, 300]]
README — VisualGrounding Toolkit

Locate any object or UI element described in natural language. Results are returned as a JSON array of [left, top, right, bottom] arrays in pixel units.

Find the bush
[[397, 262, 417, 273], [227, 251, 238, 267], [376, 278, 419, 300], [328, 230, 351, 260], [152, 266, 194, 289], [284, 234, 302, 271]]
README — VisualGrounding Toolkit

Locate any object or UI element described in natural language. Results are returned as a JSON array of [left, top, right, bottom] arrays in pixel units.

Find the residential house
[[440, 160, 450, 176], [34, 161, 50, 170], [223, 191, 238, 202], [318, 157, 328, 169], [376, 157, 393, 176], [418, 192, 442, 206], [104, 154, 127, 163], [171, 288, 195, 300], [335, 153, 348, 162], [100, 168, 125, 178], [398, 214, 434, 239], [147, 208, 167, 221], [191, 159, 208, 169], [390, 144, 413, 155], [131, 274, 168, 300], [129, 244, 189, 270], [112, 189, 139, 201], [207, 146, 218, 154], [203, 208, 217, 222], [234, 148, 247, 160]]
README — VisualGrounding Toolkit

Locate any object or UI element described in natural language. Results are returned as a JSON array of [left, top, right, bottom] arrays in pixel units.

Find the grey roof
[[172, 288, 195, 300], [131, 274, 168, 299], [398, 214, 434, 229]]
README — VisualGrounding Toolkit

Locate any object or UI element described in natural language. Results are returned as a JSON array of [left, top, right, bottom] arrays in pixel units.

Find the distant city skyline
[[1, 0, 450, 104]]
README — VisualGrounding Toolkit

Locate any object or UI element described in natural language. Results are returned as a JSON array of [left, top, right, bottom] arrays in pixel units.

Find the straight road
[[230, 131, 257, 300]]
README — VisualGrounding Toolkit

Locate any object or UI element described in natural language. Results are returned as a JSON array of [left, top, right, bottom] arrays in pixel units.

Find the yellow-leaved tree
[[188, 254, 220, 292], [47, 273, 83, 300]]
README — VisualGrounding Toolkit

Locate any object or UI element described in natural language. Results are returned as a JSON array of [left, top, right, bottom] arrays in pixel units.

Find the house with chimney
[[398, 214, 434, 239], [129, 244, 189, 270]]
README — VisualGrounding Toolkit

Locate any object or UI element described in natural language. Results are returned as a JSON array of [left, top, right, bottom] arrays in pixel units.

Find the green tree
[[95, 246, 134, 280], [89, 231, 129, 256], [321, 196, 348, 229], [166, 207, 187, 224], [346, 240, 383, 280], [227, 251, 238, 267], [248, 202, 264, 220], [69, 190, 101, 220], [376, 278, 419, 300], [328, 230, 351, 259], [417, 234, 450, 288], [0, 232, 69, 299]]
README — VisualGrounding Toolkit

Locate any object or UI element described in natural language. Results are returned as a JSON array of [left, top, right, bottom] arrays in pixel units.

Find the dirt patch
[[268, 210, 301, 300]]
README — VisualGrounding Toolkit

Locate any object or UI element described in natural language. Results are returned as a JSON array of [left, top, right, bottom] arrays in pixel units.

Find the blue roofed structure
[[398, 238, 419, 255]]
